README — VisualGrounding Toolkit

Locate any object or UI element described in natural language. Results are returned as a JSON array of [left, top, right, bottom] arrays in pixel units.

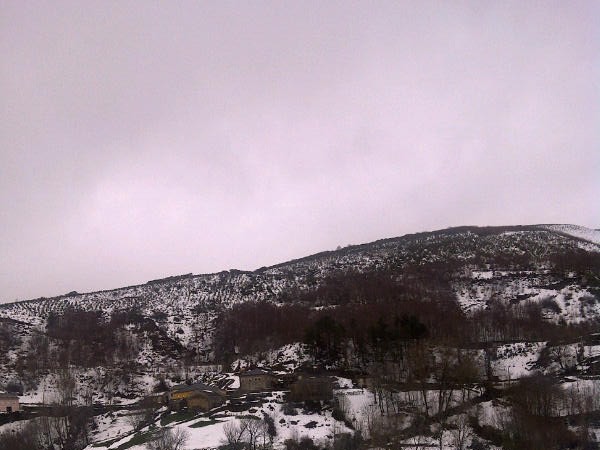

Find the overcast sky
[[1, 1, 598, 303]]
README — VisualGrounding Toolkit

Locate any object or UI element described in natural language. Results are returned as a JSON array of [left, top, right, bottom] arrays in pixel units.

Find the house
[[289, 375, 333, 402], [239, 369, 277, 392], [143, 392, 169, 407], [169, 383, 225, 412], [0, 393, 19, 413]]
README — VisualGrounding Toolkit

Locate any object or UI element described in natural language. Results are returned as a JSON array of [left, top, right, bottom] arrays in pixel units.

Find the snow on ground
[[175, 419, 231, 450], [19, 373, 60, 405], [476, 399, 512, 429], [274, 402, 350, 445], [91, 411, 135, 444], [454, 283, 490, 312], [583, 342, 600, 359], [0, 417, 36, 435], [398, 433, 439, 448], [334, 388, 375, 434], [333, 377, 353, 389], [18, 366, 150, 407], [397, 418, 492, 450], [528, 285, 600, 324], [492, 342, 545, 380], [540, 224, 600, 247], [471, 270, 494, 280], [229, 375, 240, 389], [87, 389, 354, 450], [454, 272, 600, 323], [231, 343, 310, 372], [561, 378, 600, 414]]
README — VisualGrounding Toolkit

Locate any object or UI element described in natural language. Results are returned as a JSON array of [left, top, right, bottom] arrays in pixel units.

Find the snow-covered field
[[453, 270, 600, 323], [87, 390, 353, 450], [541, 224, 600, 246], [492, 342, 544, 380], [231, 343, 311, 373]]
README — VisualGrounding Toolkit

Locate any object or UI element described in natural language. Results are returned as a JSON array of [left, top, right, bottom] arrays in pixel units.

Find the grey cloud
[[1, 1, 598, 301]]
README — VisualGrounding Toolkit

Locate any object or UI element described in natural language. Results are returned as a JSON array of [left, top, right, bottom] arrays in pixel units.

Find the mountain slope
[[1, 224, 598, 331], [1, 224, 599, 450], [539, 223, 600, 245]]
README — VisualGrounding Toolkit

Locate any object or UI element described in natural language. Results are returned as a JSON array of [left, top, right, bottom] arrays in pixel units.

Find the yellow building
[[169, 383, 225, 412]]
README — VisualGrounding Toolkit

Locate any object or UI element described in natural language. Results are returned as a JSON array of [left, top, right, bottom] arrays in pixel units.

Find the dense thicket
[[214, 269, 458, 363], [44, 308, 147, 367], [213, 266, 599, 368]]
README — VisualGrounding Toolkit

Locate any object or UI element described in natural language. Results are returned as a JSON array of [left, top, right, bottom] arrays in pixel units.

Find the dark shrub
[[282, 403, 298, 416], [283, 436, 319, 450]]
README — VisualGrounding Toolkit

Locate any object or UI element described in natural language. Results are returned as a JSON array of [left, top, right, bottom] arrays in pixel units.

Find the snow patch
[[540, 224, 600, 246]]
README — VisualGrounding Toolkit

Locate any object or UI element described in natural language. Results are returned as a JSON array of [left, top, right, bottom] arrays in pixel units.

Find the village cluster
[[0, 367, 348, 449], [148, 369, 334, 412], [0, 368, 336, 415]]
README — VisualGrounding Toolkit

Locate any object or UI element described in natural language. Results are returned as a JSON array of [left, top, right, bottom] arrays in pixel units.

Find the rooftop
[[0, 393, 19, 399], [171, 382, 223, 395]]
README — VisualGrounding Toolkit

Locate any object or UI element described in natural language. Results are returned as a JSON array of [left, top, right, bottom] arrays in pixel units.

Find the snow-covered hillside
[[1, 224, 598, 350], [540, 224, 600, 246], [1, 224, 599, 449]]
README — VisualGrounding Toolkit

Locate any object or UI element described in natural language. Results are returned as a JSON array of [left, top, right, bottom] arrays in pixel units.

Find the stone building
[[289, 375, 333, 402], [238, 369, 277, 392], [0, 393, 19, 413]]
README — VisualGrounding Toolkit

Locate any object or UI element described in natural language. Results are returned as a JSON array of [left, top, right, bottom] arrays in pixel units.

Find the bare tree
[[57, 367, 77, 407], [127, 409, 152, 432], [147, 427, 189, 450], [221, 418, 272, 450], [450, 414, 472, 450], [0, 421, 44, 450], [126, 397, 157, 431], [222, 420, 247, 449], [239, 418, 268, 450], [407, 433, 428, 450]]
